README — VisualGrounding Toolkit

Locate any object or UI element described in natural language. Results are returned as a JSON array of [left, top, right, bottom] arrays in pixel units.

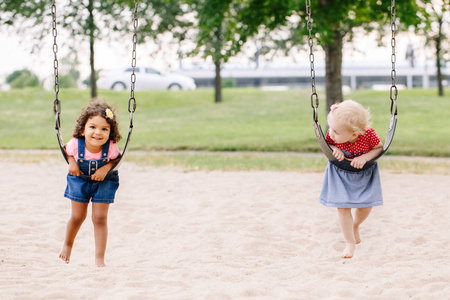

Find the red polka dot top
[[325, 127, 381, 159]]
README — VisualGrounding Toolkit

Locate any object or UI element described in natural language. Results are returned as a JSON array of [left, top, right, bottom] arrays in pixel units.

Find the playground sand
[[1, 160, 449, 299]]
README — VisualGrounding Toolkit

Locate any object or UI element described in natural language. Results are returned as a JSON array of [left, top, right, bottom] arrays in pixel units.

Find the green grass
[[1, 87, 449, 157]]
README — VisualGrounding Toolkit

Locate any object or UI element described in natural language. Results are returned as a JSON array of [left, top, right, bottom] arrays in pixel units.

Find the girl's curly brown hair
[[73, 99, 122, 143]]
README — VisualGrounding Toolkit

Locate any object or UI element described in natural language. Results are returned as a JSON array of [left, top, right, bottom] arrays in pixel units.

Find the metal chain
[[52, 0, 138, 115], [51, 0, 60, 117], [390, 0, 398, 115], [306, 0, 319, 122], [128, 0, 139, 114]]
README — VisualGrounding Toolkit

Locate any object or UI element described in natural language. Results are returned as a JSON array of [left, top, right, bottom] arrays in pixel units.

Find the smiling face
[[328, 117, 359, 144], [82, 115, 111, 153]]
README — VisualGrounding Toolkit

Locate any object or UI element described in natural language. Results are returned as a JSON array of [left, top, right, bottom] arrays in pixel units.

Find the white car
[[97, 67, 196, 91]]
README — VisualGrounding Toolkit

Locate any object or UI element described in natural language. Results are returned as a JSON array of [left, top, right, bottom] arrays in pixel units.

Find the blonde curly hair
[[327, 100, 371, 135]]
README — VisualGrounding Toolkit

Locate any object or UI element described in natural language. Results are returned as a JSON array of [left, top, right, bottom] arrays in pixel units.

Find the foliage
[[5, 70, 24, 83], [237, 0, 422, 48], [183, 0, 251, 102], [0, 1, 437, 103], [82, 71, 100, 87], [234, 0, 424, 109], [57, 54, 81, 88], [5, 69, 40, 88], [190, 0, 241, 63], [415, 0, 450, 96], [1, 1, 131, 49], [222, 77, 236, 88], [135, 0, 194, 42], [1, 0, 135, 97], [0, 1, 46, 29], [58, 74, 77, 88], [0, 0, 185, 96]]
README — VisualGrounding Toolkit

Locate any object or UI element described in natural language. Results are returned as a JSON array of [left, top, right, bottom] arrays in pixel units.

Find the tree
[[131, 0, 195, 71], [1, 0, 139, 98], [417, 0, 450, 96], [183, 0, 244, 103], [238, 0, 422, 111], [2, 0, 196, 97], [185, 0, 289, 103]]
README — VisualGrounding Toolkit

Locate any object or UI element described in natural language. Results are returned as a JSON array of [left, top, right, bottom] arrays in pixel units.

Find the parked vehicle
[[97, 67, 196, 91]]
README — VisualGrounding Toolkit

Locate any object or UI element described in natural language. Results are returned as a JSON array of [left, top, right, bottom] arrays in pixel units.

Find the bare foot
[[95, 258, 106, 267], [353, 225, 361, 244], [341, 243, 355, 258], [59, 245, 72, 264]]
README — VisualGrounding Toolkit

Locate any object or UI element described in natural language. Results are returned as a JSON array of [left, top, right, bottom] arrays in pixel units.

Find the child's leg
[[60, 201, 88, 263], [337, 208, 356, 258], [353, 207, 372, 244], [92, 203, 110, 267]]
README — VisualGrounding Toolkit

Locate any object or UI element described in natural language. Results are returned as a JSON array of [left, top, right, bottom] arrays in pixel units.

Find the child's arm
[[349, 142, 383, 169], [67, 156, 82, 176], [91, 157, 120, 181]]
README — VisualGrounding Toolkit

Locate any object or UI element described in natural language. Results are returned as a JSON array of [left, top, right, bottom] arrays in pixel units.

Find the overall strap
[[77, 138, 86, 160], [101, 140, 110, 161], [77, 138, 109, 161]]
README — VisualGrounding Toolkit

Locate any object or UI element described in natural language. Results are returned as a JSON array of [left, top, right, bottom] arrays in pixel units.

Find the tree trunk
[[88, 0, 97, 98], [436, 17, 444, 97], [214, 60, 222, 103], [323, 23, 343, 112], [436, 39, 443, 97]]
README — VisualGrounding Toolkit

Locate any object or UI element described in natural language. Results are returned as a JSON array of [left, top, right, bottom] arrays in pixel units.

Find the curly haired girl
[[59, 99, 121, 267]]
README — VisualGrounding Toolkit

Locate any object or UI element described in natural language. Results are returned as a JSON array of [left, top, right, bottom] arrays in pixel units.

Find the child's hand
[[332, 148, 345, 161], [91, 165, 110, 181], [350, 156, 367, 169], [68, 160, 82, 176]]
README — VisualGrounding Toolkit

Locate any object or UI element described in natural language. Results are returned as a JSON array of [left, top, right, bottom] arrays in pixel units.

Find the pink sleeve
[[65, 138, 78, 158], [108, 141, 120, 160], [367, 128, 381, 148]]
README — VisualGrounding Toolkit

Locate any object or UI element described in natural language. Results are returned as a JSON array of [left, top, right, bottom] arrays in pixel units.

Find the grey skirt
[[319, 161, 383, 208]]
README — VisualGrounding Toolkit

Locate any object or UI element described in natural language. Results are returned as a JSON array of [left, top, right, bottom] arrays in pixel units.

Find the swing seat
[[313, 113, 397, 172]]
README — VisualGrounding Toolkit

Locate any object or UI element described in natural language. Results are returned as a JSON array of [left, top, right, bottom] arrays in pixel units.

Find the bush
[[83, 71, 100, 87], [222, 77, 236, 88], [59, 74, 78, 88], [6, 69, 40, 88]]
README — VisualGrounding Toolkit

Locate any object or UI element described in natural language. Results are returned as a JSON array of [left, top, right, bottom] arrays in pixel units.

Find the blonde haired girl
[[319, 100, 383, 258]]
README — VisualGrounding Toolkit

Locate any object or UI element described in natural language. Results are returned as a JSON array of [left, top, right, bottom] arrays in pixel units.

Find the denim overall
[[64, 138, 119, 204]]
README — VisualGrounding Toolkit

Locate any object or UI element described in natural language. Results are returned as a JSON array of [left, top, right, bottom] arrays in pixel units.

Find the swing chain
[[306, 0, 319, 122], [307, 0, 397, 119], [390, 0, 398, 116], [128, 0, 139, 113], [51, 0, 61, 115]]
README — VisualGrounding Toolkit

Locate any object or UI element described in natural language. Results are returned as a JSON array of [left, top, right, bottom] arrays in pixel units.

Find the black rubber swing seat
[[313, 113, 397, 172]]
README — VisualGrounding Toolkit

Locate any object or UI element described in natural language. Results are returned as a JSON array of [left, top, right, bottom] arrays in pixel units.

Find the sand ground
[[1, 159, 449, 299]]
